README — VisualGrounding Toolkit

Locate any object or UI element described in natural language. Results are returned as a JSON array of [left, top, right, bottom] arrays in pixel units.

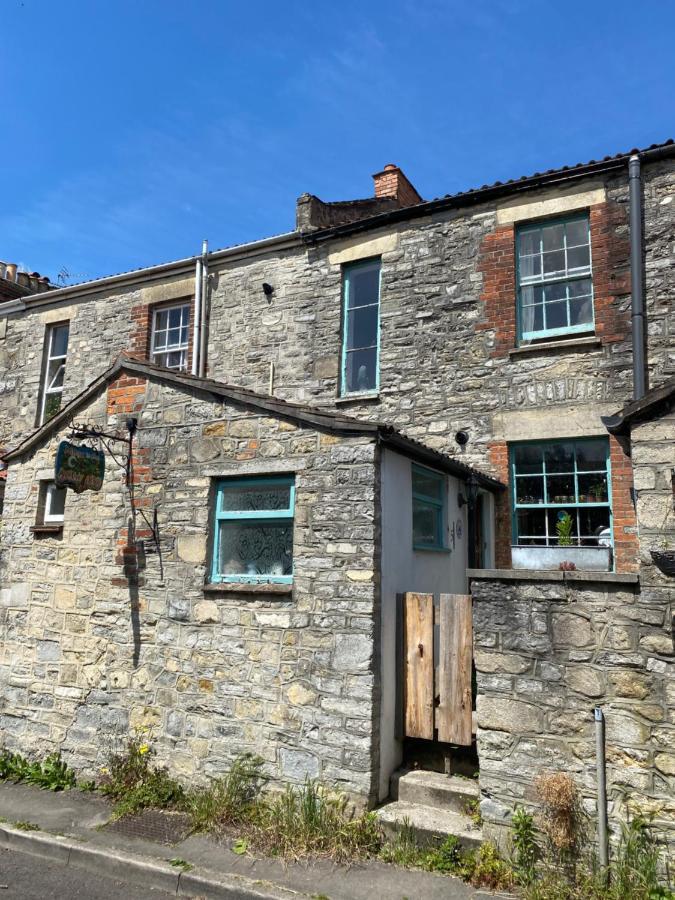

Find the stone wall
[[472, 572, 674, 854], [0, 374, 383, 802]]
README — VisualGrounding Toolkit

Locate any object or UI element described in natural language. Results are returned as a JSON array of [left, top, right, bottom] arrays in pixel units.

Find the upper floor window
[[211, 476, 295, 584], [341, 259, 380, 395], [151, 303, 190, 370], [517, 215, 593, 342], [39, 322, 69, 424], [412, 464, 447, 551], [511, 438, 611, 547]]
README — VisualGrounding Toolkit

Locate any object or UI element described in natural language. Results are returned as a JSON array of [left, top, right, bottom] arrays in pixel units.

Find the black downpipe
[[629, 154, 647, 400]]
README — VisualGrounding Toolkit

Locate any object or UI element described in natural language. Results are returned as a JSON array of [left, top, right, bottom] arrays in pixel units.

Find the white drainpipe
[[192, 252, 203, 376], [199, 239, 209, 377]]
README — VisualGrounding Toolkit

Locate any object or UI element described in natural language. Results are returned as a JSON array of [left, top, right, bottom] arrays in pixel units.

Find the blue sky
[[1, 0, 673, 284]]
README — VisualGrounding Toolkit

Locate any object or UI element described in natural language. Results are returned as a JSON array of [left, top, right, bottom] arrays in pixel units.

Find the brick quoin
[[487, 441, 512, 569], [609, 434, 639, 574], [477, 201, 630, 357], [106, 375, 154, 585]]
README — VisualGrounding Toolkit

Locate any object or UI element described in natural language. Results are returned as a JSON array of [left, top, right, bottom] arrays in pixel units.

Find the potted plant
[[556, 511, 574, 546]]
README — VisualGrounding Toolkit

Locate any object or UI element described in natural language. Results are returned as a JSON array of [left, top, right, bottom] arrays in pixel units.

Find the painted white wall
[[378, 449, 468, 800]]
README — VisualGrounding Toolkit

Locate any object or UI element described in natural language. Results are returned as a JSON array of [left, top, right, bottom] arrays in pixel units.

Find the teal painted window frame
[[340, 258, 381, 396], [510, 438, 613, 548], [516, 213, 595, 343], [210, 475, 295, 584], [412, 464, 448, 551]]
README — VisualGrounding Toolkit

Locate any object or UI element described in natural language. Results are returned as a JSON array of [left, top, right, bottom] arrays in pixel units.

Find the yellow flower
[[99, 767, 109, 774], [138, 744, 149, 755]]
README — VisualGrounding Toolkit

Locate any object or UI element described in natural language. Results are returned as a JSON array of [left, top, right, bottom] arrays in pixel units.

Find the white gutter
[[0, 231, 299, 315]]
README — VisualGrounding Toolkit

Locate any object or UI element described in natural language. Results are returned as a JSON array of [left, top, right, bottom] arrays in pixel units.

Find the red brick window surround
[[488, 435, 638, 574], [478, 200, 630, 357], [129, 297, 195, 372]]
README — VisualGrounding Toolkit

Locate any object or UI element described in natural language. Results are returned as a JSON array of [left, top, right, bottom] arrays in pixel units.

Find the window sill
[[509, 335, 601, 358], [467, 568, 638, 585], [334, 392, 380, 405], [413, 545, 451, 554], [30, 524, 64, 535], [204, 582, 293, 596]]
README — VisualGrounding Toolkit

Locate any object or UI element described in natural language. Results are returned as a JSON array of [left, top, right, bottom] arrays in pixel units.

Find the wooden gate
[[397, 592, 473, 746]]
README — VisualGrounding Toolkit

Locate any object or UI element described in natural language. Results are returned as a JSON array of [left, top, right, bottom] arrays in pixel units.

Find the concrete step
[[376, 799, 483, 850], [391, 769, 479, 815]]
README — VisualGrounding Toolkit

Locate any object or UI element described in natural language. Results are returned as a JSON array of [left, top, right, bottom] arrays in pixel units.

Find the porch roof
[[602, 376, 675, 435], [2, 354, 504, 492]]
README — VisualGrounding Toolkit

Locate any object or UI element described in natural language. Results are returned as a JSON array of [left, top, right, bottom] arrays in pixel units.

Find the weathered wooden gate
[[396, 592, 473, 745]]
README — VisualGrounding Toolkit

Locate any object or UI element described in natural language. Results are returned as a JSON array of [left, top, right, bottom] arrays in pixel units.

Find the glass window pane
[[220, 482, 291, 513], [51, 324, 69, 358], [519, 230, 540, 256], [516, 509, 546, 542], [544, 301, 568, 330], [578, 508, 611, 545], [514, 444, 544, 474], [542, 224, 565, 252], [577, 473, 608, 502], [543, 250, 566, 275], [567, 245, 590, 270], [47, 360, 65, 390], [218, 521, 292, 577], [575, 439, 606, 471], [413, 468, 444, 502], [347, 264, 380, 308], [522, 303, 544, 334], [566, 218, 588, 248], [413, 500, 440, 546], [168, 307, 183, 328], [166, 351, 185, 369], [549, 509, 578, 546], [569, 296, 594, 326], [515, 475, 545, 504], [345, 347, 377, 393], [544, 443, 574, 471], [547, 474, 576, 503], [519, 254, 541, 279], [48, 484, 67, 517], [155, 310, 169, 331], [346, 305, 378, 350], [44, 393, 62, 421]]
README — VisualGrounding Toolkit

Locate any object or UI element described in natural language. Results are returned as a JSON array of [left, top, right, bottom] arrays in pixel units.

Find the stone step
[[376, 800, 483, 850], [391, 769, 479, 814]]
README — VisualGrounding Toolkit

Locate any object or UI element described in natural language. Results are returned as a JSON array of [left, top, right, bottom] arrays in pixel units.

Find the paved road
[[0, 847, 178, 899]]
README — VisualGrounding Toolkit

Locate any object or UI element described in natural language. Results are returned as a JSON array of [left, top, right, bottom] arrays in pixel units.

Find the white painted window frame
[[39, 323, 69, 425], [43, 482, 66, 524], [150, 303, 190, 370]]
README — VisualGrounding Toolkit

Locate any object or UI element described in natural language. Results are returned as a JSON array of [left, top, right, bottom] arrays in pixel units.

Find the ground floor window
[[37, 480, 67, 526], [510, 438, 611, 546], [412, 464, 447, 550], [211, 476, 295, 583]]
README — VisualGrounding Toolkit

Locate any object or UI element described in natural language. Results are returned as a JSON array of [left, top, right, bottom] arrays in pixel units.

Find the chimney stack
[[372, 163, 423, 207]]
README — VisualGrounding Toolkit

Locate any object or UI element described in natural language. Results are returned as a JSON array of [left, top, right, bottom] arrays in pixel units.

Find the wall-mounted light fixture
[[262, 282, 274, 298], [455, 430, 469, 446], [458, 474, 480, 509]]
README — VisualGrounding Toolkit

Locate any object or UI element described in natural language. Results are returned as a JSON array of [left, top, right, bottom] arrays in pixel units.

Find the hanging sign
[[55, 441, 105, 493]]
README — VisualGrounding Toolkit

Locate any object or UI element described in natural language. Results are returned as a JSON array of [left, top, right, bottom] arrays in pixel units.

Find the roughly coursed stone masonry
[[472, 573, 674, 855], [0, 374, 384, 802]]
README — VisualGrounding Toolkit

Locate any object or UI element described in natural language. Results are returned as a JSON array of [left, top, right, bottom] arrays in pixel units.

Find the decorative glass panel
[[219, 483, 291, 513], [218, 521, 292, 578]]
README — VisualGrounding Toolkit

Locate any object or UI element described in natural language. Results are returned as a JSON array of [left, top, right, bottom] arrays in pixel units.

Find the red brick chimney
[[372, 163, 423, 207]]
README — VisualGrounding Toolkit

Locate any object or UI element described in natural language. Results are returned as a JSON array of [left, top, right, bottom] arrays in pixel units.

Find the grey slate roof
[[602, 377, 675, 435], [2, 354, 503, 491]]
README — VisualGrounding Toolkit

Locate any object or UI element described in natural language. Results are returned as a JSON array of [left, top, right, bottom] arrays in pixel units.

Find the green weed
[[168, 857, 193, 872], [512, 806, 538, 886], [13, 821, 40, 831], [187, 754, 263, 833], [99, 733, 184, 820], [0, 749, 76, 792]]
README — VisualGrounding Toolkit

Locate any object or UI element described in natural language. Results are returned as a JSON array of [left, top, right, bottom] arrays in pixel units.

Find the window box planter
[[512, 545, 612, 572], [650, 550, 675, 577]]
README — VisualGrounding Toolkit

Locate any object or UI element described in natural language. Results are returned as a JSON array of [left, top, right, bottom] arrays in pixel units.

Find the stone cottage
[[0, 140, 673, 849]]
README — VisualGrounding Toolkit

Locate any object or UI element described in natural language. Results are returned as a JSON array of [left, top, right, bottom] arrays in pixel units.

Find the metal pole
[[595, 707, 609, 873], [628, 155, 646, 400]]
